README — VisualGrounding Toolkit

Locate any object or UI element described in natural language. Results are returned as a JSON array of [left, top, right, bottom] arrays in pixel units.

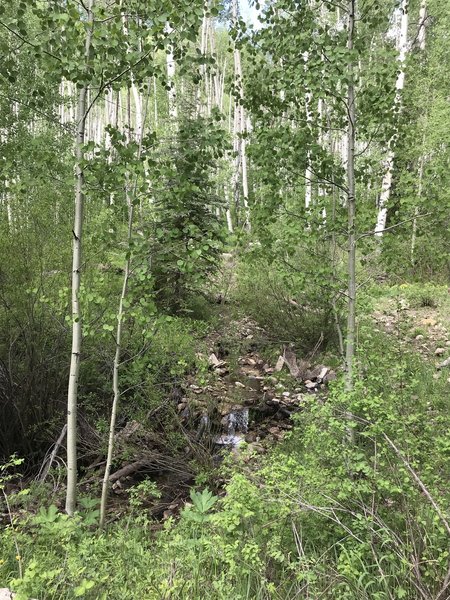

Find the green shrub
[[235, 256, 340, 353]]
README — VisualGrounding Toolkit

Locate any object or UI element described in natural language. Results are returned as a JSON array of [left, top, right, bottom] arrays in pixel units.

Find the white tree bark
[[196, 3, 209, 115], [65, 0, 95, 517], [232, 0, 251, 231], [165, 23, 178, 120], [344, 0, 356, 443], [303, 52, 313, 210], [374, 0, 409, 236], [411, 0, 428, 265], [99, 86, 149, 528]]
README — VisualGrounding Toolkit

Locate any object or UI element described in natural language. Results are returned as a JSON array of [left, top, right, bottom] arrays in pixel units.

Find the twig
[[381, 432, 450, 537], [38, 424, 68, 483], [357, 213, 432, 240]]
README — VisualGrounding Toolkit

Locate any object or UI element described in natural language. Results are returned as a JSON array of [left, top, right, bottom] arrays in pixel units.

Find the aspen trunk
[[411, 0, 428, 264], [374, 0, 409, 236], [303, 52, 313, 210], [99, 85, 149, 528], [344, 0, 356, 442], [197, 3, 209, 116], [165, 23, 178, 120], [65, 0, 95, 516], [99, 196, 134, 528], [232, 0, 251, 231]]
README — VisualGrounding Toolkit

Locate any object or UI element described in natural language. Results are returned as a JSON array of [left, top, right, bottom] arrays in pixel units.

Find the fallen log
[[109, 460, 150, 482]]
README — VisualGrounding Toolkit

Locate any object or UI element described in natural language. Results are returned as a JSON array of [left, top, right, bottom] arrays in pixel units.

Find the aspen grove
[[0, 1, 449, 598]]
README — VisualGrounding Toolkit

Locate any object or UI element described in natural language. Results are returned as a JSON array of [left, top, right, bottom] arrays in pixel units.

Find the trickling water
[[195, 414, 210, 441], [227, 408, 249, 435], [215, 434, 244, 447], [214, 408, 249, 449]]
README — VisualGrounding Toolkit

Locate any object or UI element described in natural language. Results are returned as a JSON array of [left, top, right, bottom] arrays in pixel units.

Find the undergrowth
[[1, 310, 449, 599]]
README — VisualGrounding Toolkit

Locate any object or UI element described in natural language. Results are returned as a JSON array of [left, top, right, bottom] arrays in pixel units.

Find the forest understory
[[1, 0, 450, 598], [1, 275, 450, 600]]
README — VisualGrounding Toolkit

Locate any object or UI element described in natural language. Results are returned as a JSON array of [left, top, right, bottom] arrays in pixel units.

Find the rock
[[215, 367, 229, 376], [435, 348, 445, 356], [324, 370, 337, 383], [415, 334, 424, 341], [208, 353, 226, 369], [317, 366, 329, 382], [282, 391, 290, 397], [235, 381, 246, 389], [268, 427, 284, 439], [177, 402, 186, 412], [437, 357, 450, 370], [420, 318, 437, 327], [246, 442, 265, 454], [219, 403, 235, 416], [283, 347, 301, 377], [446, 340, 450, 347], [0, 590, 36, 600], [242, 366, 262, 378], [274, 356, 285, 372], [214, 434, 244, 447], [305, 380, 317, 390]]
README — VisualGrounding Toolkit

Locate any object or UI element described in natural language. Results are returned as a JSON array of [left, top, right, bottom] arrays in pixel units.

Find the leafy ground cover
[[1, 283, 449, 599]]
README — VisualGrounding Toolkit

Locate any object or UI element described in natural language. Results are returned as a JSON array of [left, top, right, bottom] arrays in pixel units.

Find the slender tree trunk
[[65, 0, 95, 516], [345, 0, 356, 442], [99, 202, 134, 528], [99, 88, 148, 528], [411, 0, 428, 265], [410, 155, 424, 266], [303, 52, 313, 210], [165, 23, 178, 120], [153, 76, 158, 129], [232, 0, 251, 231], [197, 2, 209, 116], [374, 0, 409, 236]]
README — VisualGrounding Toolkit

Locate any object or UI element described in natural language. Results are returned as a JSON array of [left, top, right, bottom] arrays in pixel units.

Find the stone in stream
[[214, 434, 245, 448]]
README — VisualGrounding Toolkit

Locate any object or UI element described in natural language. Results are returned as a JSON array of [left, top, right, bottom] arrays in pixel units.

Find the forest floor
[[92, 282, 450, 523], [87, 296, 340, 524], [2, 283, 450, 599], [372, 284, 450, 372]]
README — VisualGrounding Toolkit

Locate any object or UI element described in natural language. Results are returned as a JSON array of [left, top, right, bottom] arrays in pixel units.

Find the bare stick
[[382, 432, 450, 537], [39, 424, 68, 483]]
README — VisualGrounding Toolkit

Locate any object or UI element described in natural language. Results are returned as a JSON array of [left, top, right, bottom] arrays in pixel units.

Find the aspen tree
[[374, 0, 409, 237], [344, 0, 356, 441], [231, 0, 250, 231], [99, 87, 149, 527], [411, 0, 428, 265], [165, 23, 178, 120], [65, 0, 95, 516]]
